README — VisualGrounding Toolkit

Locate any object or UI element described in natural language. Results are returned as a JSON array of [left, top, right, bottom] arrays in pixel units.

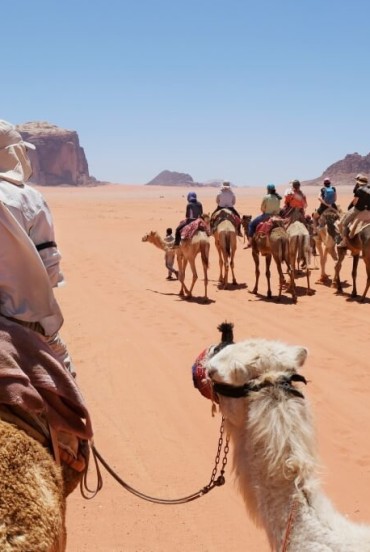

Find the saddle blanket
[[349, 210, 370, 239], [0, 316, 92, 441], [181, 218, 211, 240], [211, 209, 240, 232]]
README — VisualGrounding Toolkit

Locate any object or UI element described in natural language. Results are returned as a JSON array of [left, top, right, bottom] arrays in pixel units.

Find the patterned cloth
[[181, 218, 211, 240]]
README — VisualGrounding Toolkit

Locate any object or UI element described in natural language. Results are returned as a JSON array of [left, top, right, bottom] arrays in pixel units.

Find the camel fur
[[286, 221, 312, 295], [251, 222, 296, 303], [142, 230, 210, 301], [206, 338, 370, 551], [0, 419, 66, 552], [212, 210, 238, 288]]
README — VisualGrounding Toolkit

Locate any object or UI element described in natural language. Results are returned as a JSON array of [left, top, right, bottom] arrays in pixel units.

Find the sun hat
[[355, 173, 368, 184], [221, 181, 231, 189], [0, 120, 36, 185], [323, 177, 331, 185], [0, 120, 35, 151], [267, 183, 276, 192]]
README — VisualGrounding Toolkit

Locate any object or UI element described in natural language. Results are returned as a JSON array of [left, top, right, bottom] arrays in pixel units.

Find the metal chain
[[84, 417, 229, 505]]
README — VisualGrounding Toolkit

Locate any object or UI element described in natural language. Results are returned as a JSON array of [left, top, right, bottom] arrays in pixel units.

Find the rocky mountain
[[146, 170, 223, 187], [16, 121, 96, 186], [146, 170, 199, 186], [304, 152, 370, 186]]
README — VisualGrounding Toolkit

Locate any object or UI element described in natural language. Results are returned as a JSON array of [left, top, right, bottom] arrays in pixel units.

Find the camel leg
[[315, 241, 330, 283], [187, 258, 198, 297], [252, 249, 260, 294], [351, 254, 360, 298], [333, 248, 346, 293], [215, 243, 224, 284], [361, 262, 370, 302], [265, 255, 272, 299], [230, 251, 237, 285], [178, 258, 191, 296], [201, 256, 209, 300]]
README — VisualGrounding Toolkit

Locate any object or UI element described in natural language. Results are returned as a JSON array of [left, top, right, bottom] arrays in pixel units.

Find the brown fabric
[[348, 210, 370, 239], [0, 316, 92, 440]]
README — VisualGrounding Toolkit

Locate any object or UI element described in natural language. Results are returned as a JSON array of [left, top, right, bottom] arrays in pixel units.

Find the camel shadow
[[145, 288, 216, 304], [216, 282, 248, 291], [248, 291, 297, 305]]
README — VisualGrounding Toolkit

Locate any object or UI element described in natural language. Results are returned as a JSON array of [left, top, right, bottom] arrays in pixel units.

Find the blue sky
[[3, 0, 370, 186]]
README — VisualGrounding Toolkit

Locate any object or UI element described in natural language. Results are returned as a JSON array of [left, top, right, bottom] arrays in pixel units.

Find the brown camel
[[251, 221, 296, 303], [334, 223, 370, 301], [212, 210, 238, 288], [286, 220, 312, 295], [142, 229, 210, 300]]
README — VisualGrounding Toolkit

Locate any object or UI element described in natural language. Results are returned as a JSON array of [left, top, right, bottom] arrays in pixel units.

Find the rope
[[81, 418, 229, 505]]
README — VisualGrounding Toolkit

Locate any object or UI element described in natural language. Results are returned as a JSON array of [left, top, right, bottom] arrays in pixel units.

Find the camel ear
[[293, 346, 308, 367]]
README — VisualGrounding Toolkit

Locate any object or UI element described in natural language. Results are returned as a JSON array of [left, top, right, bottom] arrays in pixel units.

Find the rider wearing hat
[[338, 174, 370, 248], [246, 183, 282, 247]]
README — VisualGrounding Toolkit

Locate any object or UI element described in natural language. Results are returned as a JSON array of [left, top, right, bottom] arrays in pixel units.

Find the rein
[[82, 417, 229, 505]]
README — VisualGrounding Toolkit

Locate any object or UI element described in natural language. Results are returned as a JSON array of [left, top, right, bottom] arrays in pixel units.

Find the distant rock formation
[[146, 170, 224, 187], [16, 121, 93, 186], [304, 152, 370, 186], [146, 170, 197, 186]]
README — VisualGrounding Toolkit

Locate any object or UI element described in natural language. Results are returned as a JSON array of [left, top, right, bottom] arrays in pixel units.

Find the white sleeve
[[29, 197, 64, 288]]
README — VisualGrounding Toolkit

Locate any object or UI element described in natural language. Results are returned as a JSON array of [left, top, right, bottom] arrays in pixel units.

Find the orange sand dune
[[39, 184, 370, 552]]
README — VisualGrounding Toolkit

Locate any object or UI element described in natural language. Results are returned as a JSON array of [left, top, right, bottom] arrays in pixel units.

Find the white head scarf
[[0, 120, 35, 185]]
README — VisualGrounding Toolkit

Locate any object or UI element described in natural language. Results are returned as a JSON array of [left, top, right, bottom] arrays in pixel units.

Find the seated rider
[[246, 183, 282, 247], [338, 174, 370, 248], [282, 179, 307, 216], [211, 181, 242, 235], [312, 177, 338, 233], [174, 191, 203, 246]]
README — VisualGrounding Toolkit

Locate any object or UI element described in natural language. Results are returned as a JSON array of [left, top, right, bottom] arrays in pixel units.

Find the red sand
[[40, 184, 370, 551]]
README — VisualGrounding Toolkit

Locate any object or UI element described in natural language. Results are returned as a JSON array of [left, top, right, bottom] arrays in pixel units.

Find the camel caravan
[[142, 177, 370, 303], [193, 322, 370, 551]]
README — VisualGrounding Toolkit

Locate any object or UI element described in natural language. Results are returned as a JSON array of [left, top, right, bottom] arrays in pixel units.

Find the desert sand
[[39, 183, 369, 552]]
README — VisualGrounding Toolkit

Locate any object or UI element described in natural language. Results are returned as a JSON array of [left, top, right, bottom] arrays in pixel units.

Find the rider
[[211, 181, 242, 235], [337, 174, 370, 248], [174, 191, 203, 246], [246, 184, 282, 247], [312, 177, 338, 233], [0, 119, 75, 375], [283, 179, 307, 215]]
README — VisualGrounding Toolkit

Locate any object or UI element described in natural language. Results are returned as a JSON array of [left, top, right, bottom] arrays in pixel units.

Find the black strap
[[36, 240, 57, 252]]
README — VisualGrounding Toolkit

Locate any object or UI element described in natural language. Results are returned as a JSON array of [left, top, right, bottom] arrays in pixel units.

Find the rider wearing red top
[[284, 179, 307, 212]]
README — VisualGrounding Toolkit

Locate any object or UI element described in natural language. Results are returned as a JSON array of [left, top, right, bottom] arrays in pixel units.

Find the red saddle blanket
[[211, 209, 240, 231], [181, 218, 211, 240], [0, 316, 92, 441], [256, 216, 284, 236]]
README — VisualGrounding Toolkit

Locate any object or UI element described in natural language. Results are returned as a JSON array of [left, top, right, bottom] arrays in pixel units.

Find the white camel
[[206, 336, 370, 551]]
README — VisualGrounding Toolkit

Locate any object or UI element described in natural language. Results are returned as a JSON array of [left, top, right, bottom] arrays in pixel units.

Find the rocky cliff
[[304, 152, 370, 186], [16, 121, 93, 186]]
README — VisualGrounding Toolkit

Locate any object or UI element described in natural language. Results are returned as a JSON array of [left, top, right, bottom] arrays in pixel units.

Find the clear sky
[[3, 0, 370, 186]]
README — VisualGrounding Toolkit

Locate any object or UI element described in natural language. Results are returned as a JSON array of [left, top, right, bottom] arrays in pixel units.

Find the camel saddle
[[181, 218, 211, 241], [211, 209, 240, 233], [255, 215, 283, 236], [348, 210, 370, 239], [0, 316, 93, 472]]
